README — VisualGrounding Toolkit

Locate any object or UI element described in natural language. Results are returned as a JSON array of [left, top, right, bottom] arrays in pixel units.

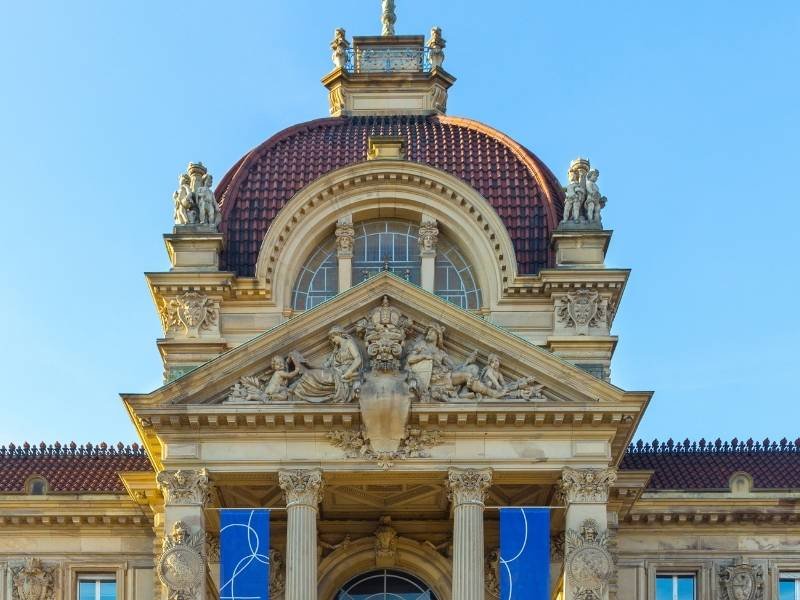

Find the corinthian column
[[558, 467, 617, 600], [278, 469, 324, 600], [447, 468, 492, 600], [155, 469, 210, 600]]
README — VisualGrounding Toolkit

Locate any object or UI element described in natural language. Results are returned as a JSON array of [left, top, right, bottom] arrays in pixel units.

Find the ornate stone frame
[[65, 563, 126, 600], [254, 160, 519, 310], [317, 536, 452, 600], [645, 560, 712, 600]]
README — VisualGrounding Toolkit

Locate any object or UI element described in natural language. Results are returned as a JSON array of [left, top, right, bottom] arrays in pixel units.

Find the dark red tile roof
[[620, 438, 800, 490], [215, 115, 565, 277], [0, 443, 152, 494]]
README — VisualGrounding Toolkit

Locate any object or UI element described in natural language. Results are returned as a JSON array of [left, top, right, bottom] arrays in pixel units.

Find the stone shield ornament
[[720, 561, 764, 600], [565, 519, 613, 600], [11, 558, 55, 600]]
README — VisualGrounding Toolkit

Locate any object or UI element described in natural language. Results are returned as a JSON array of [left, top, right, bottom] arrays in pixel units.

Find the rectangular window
[[780, 574, 800, 600], [656, 574, 695, 600], [78, 577, 116, 600]]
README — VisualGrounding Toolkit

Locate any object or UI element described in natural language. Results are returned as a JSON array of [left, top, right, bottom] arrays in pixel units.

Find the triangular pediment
[[126, 273, 639, 409]]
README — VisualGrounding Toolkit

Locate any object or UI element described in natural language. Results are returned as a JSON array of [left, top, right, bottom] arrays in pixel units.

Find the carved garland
[[326, 425, 442, 470]]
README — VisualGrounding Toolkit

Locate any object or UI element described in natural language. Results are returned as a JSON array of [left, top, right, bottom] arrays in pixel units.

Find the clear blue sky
[[0, 1, 798, 446]]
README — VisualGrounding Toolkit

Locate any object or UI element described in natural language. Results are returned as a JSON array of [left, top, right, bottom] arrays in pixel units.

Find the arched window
[[292, 219, 482, 311], [336, 569, 439, 600]]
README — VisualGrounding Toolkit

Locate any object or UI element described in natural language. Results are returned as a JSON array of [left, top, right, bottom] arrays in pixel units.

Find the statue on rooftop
[[427, 27, 446, 69], [172, 162, 222, 230], [331, 28, 349, 69], [560, 157, 607, 228]]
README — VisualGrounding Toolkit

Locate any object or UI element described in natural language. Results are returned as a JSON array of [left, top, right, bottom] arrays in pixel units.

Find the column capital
[[278, 468, 325, 509], [335, 215, 355, 258], [558, 466, 617, 505], [446, 468, 492, 507], [156, 468, 210, 506]]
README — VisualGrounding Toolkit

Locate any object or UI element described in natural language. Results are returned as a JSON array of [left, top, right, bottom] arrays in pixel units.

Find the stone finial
[[172, 162, 222, 230], [558, 467, 617, 505], [427, 27, 446, 69], [560, 157, 607, 229], [381, 0, 397, 36], [156, 469, 210, 506], [331, 28, 349, 69], [446, 468, 493, 506], [278, 468, 325, 508]]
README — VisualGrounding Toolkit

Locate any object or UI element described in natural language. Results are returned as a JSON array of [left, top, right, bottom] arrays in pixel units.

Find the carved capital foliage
[[11, 558, 56, 600], [278, 468, 325, 508], [158, 292, 218, 338], [446, 468, 492, 507], [157, 469, 210, 506], [157, 521, 205, 600], [565, 519, 612, 600], [719, 560, 764, 600], [335, 215, 355, 257], [558, 467, 617, 505]]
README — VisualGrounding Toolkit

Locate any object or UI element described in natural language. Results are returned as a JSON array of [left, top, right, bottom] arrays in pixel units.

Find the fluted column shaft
[[279, 469, 324, 600], [447, 468, 492, 600]]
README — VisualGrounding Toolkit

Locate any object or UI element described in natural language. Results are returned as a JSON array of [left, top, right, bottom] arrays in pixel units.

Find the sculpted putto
[[560, 157, 607, 227], [171, 162, 222, 229]]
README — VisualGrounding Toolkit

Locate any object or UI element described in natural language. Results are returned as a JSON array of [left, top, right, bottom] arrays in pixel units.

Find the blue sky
[[0, 1, 798, 445]]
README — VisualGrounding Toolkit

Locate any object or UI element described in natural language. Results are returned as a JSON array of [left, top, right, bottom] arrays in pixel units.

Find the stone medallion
[[158, 546, 204, 592]]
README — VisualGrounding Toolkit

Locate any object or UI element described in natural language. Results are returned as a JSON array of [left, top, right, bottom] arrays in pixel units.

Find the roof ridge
[[627, 437, 800, 455], [0, 441, 145, 458]]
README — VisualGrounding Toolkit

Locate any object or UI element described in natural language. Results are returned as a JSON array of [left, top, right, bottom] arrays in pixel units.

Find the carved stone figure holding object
[[584, 168, 606, 223], [427, 27, 446, 69], [290, 326, 362, 403], [172, 162, 221, 230], [560, 157, 607, 228], [331, 28, 349, 69]]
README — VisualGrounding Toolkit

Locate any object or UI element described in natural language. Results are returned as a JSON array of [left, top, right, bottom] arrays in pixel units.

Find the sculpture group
[[172, 162, 222, 229], [226, 296, 545, 405], [561, 157, 607, 228]]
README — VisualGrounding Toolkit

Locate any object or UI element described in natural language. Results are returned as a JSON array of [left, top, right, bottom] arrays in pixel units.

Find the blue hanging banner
[[499, 507, 550, 600], [220, 509, 271, 600]]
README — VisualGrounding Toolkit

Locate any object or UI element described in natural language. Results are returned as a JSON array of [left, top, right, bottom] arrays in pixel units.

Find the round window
[[336, 569, 439, 600]]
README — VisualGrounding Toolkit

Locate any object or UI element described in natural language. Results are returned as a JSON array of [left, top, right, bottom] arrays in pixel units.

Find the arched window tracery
[[336, 569, 439, 600], [291, 219, 482, 311]]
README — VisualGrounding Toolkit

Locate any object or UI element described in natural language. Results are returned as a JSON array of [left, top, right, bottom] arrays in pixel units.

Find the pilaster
[[279, 469, 324, 600], [446, 468, 492, 600], [155, 469, 209, 600], [419, 214, 438, 292], [335, 215, 355, 293], [559, 467, 617, 600]]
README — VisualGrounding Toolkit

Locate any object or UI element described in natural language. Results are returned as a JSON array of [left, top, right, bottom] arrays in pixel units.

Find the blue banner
[[220, 509, 271, 600], [499, 507, 550, 600]]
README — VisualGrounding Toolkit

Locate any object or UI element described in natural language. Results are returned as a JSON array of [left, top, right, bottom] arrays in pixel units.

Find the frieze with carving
[[11, 558, 56, 600], [565, 519, 613, 600], [326, 425, 441, 469], [157, 521, 205, 600], [556, 290, 608, 336], [719, 560, 764, 600], [159, 292, 218, 338]]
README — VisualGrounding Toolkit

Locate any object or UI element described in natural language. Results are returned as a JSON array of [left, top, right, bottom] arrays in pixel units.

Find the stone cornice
[[0, 496, 152, 528]]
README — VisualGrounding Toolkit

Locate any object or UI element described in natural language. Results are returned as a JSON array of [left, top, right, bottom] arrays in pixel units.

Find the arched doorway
[[334, 569, 439, 599]]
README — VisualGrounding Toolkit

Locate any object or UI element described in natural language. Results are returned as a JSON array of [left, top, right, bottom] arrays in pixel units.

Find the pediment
[[130, 273, 634, 409]]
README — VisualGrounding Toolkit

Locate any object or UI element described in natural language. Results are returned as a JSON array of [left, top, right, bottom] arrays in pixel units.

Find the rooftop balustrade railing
[[345, 46, 433, 74]]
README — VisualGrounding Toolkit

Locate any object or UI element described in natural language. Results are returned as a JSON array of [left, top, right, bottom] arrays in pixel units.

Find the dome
[[216, 115, 564, 277]]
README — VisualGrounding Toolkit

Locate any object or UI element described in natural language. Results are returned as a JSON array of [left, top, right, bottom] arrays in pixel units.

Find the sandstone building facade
[[1, 7, 798, 600]]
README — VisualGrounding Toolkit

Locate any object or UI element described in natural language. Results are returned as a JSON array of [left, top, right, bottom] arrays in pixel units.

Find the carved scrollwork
[[11, 558, 56, 600], [157, 521, 205, 600], [719, 560, 764, 600], [156, 469, 210, 506], [159, 292, 218, 338], [558, 467, 617, 505], [565, 519, 612, 600]]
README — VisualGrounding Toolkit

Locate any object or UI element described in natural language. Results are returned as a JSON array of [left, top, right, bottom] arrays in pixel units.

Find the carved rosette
[[555, 290, 608, 335], [446, 468, 492, 506], [11, 558, 56, 600], [335, 215, 355, 258], [558, 467, 617, 505], [418, 217, 439, 256], [159, 292, 218, 338], [278, 469, 325, 508], [157, 469, 210, 506], [719, 560, 764, 600], [157, 521, 205, 600], [565, 519, 612, 600], [269, 548, 286, 595]]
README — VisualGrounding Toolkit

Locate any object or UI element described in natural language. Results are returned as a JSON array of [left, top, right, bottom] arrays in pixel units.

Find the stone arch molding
[[317, 536, 453, 600], [254, 160, 520, 309]]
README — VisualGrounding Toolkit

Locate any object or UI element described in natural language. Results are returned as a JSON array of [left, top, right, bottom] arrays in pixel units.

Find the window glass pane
[[677, 576, 695, 600], [78, 582, 95, 600], [655, 577, 673, 600], [780, 579, 797, 600], [99, 581, 116, 600]]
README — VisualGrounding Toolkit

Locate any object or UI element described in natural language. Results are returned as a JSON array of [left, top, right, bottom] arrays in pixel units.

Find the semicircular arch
[[255, 160, 519, 309]]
